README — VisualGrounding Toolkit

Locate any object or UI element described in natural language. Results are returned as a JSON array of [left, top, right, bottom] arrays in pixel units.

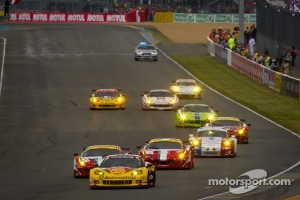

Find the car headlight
[[180, 114, 186, 120], [92, 98, 97, 103], [208, 114, 215, 121], [172, 86, 179, 92], [191, 138, 200, 146], [136, 51, 142, 55], [152, 50, 157, 55], [170, 97, 177, 104], [94, 170, 104, 175], [193, 86, 201, 92], [145, 97, 153, 104], [178, 152, 186, 159], [223, 140, 231, 147], [79, 157, 88, 166], [117, 97, 123, 103], [133, 170, 143, 175], [238, 128, 245, 135]]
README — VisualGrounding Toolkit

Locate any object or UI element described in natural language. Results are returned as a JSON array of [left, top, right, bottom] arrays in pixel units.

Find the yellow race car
[[89, 89, 125, 110], [89, 154, 156, 189]]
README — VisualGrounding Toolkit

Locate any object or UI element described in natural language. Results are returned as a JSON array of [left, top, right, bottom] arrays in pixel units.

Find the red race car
[[204, 117, 251, 144], [137, 138, 194, 169], [73, 145, 124, 178]]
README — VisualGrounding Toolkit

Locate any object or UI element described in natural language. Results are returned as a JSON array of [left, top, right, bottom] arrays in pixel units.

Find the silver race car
[[134, 42, 158, 61], [170, 79, 202, 98], [141, 89, 179, 110]]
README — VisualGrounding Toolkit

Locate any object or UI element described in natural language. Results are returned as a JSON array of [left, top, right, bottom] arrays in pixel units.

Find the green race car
[[175, 104, 217, 127]]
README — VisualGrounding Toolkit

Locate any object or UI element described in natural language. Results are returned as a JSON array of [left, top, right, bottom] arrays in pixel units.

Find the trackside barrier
[[154, 12, 173, 23], [207, 37, 300, 100]]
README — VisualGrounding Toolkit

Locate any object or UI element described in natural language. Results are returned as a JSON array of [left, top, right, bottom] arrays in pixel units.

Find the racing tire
[[148, 173, 156, 187], [153, 59, 158, 62], [90, 186, 97, 190], [135, 57, 139, 61]]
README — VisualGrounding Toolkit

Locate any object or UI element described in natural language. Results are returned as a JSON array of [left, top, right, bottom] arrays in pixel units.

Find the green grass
[[142, 25, 173, 43], [171, 55, 300, 134]]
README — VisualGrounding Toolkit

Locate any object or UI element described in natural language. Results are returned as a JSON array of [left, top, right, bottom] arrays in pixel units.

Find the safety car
[[189, 127, 237, 157], [137, 138, 194, 169], [73, 145, 124, 178], [141, 89, 179, 110], [89, 154, 156, 189], [89, 89, 125, 110], [175, 104, 217, 127], [204, 117, 251, 144], [134, 41, 158, 61], [170, 79, 201, 98]]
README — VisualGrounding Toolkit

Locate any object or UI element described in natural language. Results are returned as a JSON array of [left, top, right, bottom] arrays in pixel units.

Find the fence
[[207, 37, 300, 100]]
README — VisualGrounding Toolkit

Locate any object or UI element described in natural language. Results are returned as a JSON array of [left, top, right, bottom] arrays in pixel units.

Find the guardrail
[[207, 37, 300, 100]]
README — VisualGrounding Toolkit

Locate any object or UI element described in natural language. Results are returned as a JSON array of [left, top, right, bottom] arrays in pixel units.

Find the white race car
[[189, 127, 237, 157], [141, 89, 179, 110], [170, 79, 201, 98]]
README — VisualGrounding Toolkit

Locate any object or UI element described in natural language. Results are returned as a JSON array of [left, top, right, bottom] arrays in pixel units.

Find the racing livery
[[170, 79, 201, 98], [89, 154, 156, 189], [189, 127, 237, 157], [141, 89, 179, 110], [134, 41, 158, 61], [204, 117, 251, 144], [73, 145, 123, 177], [175, 104, 217, 127], [89, 89, 125, 110], [138, 138, 194, 169]]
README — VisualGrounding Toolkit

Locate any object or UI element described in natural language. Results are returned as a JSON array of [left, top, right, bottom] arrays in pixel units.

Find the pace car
[[89, 89, 125, 110], [134, 41, 158, 61], [89, 154, 156, 189], [175, 104, 217, 127], [141, 89, 179, 110], [137, 138, 194, 169], [73, 145, 124, 177], [170, 79, 202, 98], [189, 127, 237, 157], [204, 117, 251, 144]]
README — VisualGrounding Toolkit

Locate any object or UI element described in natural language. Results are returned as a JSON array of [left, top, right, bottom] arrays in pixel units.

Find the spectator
[[227, 34, 235, 50], [283, 59, 290, 74], [248, 36, 256, 60], [250, 24, 257, 41], [4, 0, 10, 16], [290, 45, 297, 69]]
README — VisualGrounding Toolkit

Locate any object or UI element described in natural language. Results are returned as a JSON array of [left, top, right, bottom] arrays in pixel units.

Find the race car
[[89, 89, 125, 110], [189, 127, 237, 157], [89, 154, 156, 189], [134, 41, 158, 61], [137, 138, 194, 169], [170, 79, 202, 98], [141, 89, 179, 110], [204, 117, 251, 144], [175, 104, 217, 127], [73, 145, 124, 178]]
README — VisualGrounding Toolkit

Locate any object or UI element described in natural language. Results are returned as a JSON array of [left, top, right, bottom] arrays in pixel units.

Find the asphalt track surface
[[0, 23, 299, 200]]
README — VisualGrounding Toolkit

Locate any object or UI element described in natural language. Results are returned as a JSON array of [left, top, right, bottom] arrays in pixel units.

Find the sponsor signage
[[10, 12, 131, 23], [175, 13, 256, 23]]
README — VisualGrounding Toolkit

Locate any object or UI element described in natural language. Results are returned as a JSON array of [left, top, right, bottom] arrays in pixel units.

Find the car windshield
[[176, 82, 196, 86], [196, 130, 228, 138], [82, 149, 121, 157], [138, 45, 155, 50], [211, 120, 240, 126], [182, 105, 211, 112], [149, 91, 173, 97], [95, 91, 119, 98], [100, 158, 143, 168], [146, 141, 182, 150]]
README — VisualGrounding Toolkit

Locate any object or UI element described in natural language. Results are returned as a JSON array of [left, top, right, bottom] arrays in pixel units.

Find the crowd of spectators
[[266, 0, 300, 14], [209, 25, 297, 75]]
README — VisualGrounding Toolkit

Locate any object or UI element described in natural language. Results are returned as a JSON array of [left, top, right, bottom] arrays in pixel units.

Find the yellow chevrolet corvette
[[89, 154, 156, 189], [89, 89, 125, 110]]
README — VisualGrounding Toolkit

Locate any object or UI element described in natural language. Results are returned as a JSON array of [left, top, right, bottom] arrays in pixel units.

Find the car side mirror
[[146, 162, 154, 167]]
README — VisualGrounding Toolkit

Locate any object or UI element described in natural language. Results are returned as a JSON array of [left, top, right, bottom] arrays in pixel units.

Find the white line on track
[[0, 37, 7, 97], [4, 53, 133, 57]]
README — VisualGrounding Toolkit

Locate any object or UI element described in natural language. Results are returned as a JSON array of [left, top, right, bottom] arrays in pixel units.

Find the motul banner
[[9, 12, 132, 23], [11, 0, 21, 5]]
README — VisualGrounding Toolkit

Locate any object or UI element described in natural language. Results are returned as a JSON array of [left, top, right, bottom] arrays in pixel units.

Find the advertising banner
[[174, 13, 256, 23], [10, 12, 132, 23]]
